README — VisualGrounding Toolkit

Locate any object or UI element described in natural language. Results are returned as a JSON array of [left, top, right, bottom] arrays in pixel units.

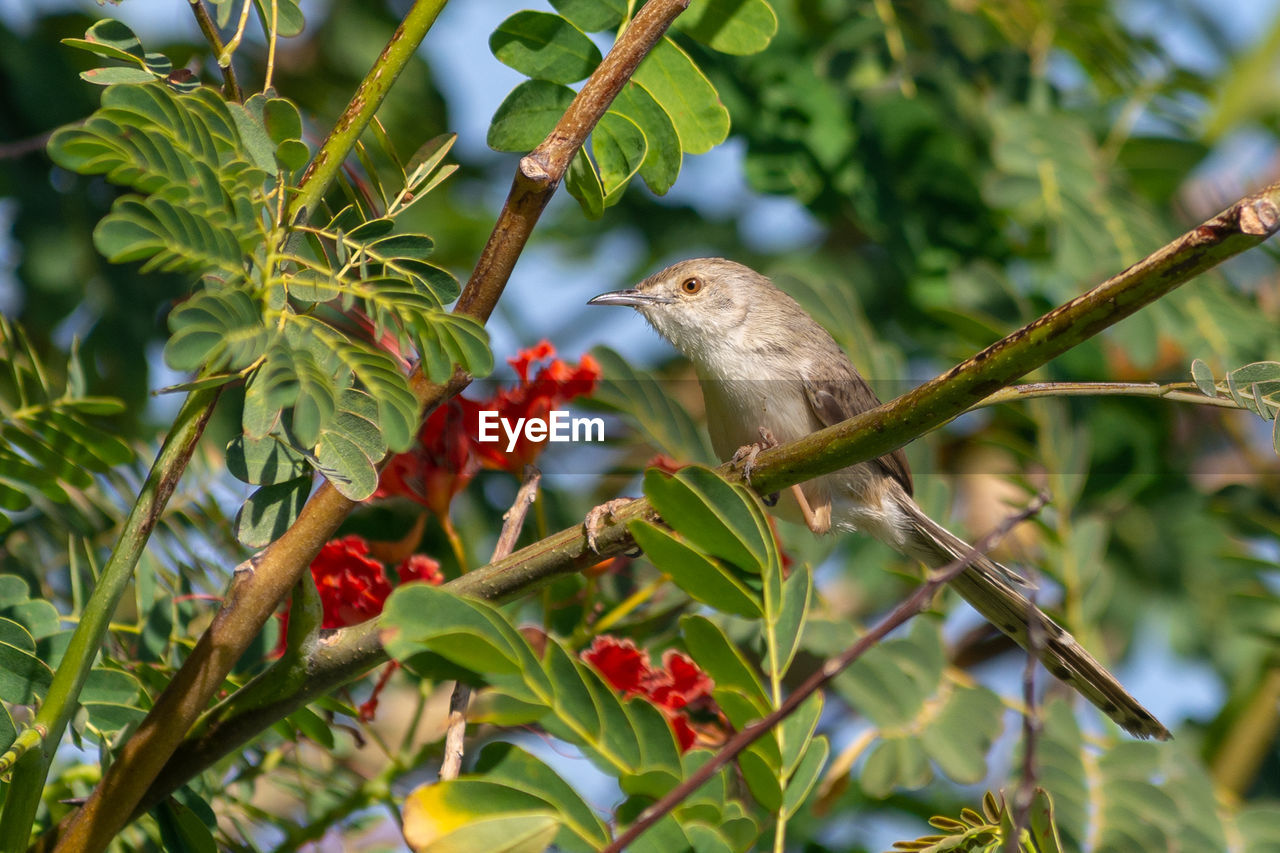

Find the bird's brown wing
[[802, 377, 914, 496]]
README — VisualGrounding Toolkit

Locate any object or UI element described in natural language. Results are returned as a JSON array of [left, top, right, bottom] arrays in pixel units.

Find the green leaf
[[680, 615, 770, 710], [861, 736, 932, 798], [632, 37, 730, 155], [783, 736, 829, 817], [417, 313, 494, 384], [474, 743, 611, 849], [263, 97, 303, 146], [565, 149, 605, 220], [258, 342, 339, 449], [770, 563, 811, 677], [80, 668, 142, 706], [623, 697, 684, 795], [488, 80, 576, 152], [612, 82, 682, 194], [549, 0, 625, 31], [739, 744, 784, 810], [0, 703, 15, 753], [83, 701, 147, 734], [402, 781, 561, 853], [381, 585, 552, 699], [543, 641, 601, 736], [0, 573, 36, 615], [311, 389, 387, 501], [578, 662, 644, 772], [62, 19, 146, 64], [1, 598, 60, 640], [0, 617, 35, 653], [643, 466, 772, 570], [919, 685, 1004, 784], [234, 476, 313, 548], [834, 618, 944, 728], [594, 111, 647, 204], [154, 798, 218, 853], [629, 520, 762, 617], [673, 0, 778, 55], [165, 288, 268, 373], [490, 11, 602, 84], [227, 435, 308, 485], [0, 641, 54, 704], [253, 0, 304, 37], [81, 67, 158, 86], [779, 691, 823, 775]]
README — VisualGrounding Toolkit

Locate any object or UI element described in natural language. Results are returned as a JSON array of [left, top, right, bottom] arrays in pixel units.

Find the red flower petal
[[582, 635, 652, 695], [397, 553, 444, 586]]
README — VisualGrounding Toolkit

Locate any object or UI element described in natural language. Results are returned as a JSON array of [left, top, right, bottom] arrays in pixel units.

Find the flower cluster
[[582, 635, 717, 752], [305, 535, 443, 630], [375, 341, 601, 515], [276, 536, 444, 721]]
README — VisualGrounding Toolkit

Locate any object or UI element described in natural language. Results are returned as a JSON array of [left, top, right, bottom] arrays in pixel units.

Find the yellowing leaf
[[402, 780, 560, 853]]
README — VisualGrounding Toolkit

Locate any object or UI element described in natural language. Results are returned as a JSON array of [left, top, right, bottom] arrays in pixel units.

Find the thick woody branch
[[50, 2, 692, 844], [132, 181, 1280, 812]]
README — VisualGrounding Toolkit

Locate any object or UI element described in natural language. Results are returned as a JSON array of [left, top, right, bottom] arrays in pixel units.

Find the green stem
[[188, 0, 242, 101], [286, 0, 449, 225], [972, 380, 1247, 410], [0, 386, 219, 852]]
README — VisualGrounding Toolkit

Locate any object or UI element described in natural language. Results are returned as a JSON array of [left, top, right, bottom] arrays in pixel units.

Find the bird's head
[[587, 258, 766, 359]]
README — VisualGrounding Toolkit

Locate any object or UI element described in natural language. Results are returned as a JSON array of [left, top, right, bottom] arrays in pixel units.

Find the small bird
[[589, 257, 1170, 740]]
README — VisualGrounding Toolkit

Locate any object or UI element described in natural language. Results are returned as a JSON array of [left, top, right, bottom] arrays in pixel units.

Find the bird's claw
[[731, 427, 779, 482], [584, 498, 634, 553]]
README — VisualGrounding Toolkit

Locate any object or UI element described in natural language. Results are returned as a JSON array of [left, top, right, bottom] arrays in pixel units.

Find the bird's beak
[[587, 289, 674, 308]]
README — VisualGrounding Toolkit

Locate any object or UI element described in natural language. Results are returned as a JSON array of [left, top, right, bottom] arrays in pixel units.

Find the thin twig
[[439, 467, 541, 781], [599, 492, 1050, 853], [0, 132, 52, 160], [187, 0, 241, 101], [973, 381, 1245, 411], [1009, 571, 1044, 850]]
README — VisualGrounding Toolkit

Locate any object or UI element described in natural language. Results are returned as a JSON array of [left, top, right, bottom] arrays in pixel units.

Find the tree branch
[[130, 180, 1280, 811], [600, 493, 1049, 853]]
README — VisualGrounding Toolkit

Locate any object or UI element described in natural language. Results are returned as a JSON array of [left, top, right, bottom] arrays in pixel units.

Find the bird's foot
[[731, 427, 779, 482], [584, 498, 634, 553]]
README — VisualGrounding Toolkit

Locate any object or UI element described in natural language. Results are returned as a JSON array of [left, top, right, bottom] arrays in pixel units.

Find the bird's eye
[[681, 277, 703, 295]]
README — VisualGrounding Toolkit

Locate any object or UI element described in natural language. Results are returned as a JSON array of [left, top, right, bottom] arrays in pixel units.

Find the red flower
[[311, 535, 393, 630], [278, 536, 444, 642], [375, 341, 600, 511], [375, 398, 480, 518], [471, 342, 601, 473], [647, 650, 713, 712], [581, 635, 717, 753], [582, 636, 652, 695], [277, 537, 444, 721], [397, 553, 445, 586]]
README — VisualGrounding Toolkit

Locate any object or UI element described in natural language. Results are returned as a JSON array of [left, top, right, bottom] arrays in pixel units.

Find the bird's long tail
[[896, 499, 1170, 741]]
